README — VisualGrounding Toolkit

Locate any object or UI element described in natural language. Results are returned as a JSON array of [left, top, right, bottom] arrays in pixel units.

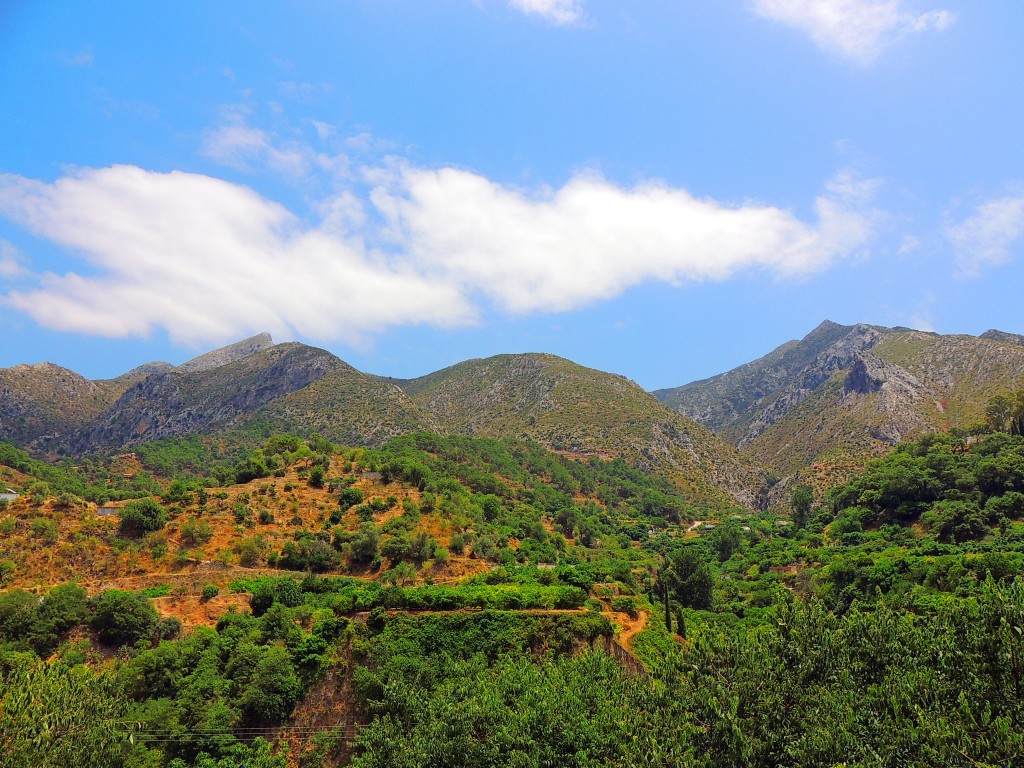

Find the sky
[[1, 0, 1022, 390]]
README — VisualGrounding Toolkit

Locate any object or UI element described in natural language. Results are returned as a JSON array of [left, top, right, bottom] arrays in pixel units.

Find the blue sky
[[1, 0, 1022, 389]]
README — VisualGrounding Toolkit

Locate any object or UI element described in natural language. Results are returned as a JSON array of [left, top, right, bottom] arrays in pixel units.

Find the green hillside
[[400, 353, 767, 509]]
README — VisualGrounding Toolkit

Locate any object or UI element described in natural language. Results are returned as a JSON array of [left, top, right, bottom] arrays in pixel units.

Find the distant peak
[[980, 329, 1024, 347], [178, 332, 275, 374]]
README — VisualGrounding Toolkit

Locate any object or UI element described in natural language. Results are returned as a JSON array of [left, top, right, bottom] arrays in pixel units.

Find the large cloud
[[0, 166, 474, 345], [373, 165, 874, 314], [947, 195, 1024, 276], [0, 163, 875, 346], [751, 0, 954, 64]]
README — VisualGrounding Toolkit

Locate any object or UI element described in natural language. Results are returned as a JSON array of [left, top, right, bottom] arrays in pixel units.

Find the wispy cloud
[[948, 194, 1024, 276], [508, 0, 584, 26], [751, 0, 954, 64], [0, 239, 27, 278], [0, 163, 877, 347], [200, 108, 349, 180], [59, 46, 94, 67]]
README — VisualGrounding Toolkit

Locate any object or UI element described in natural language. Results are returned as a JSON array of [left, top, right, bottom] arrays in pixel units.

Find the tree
[[665, 547, 713, 610], [89, 590, 158, 646], [987, 393, 1014, 433], [350, 522, 380, 566], [710, 520, 743, 562], [791, 484, 813, 529], [118, 499, 167, 536], [240, 647, 300, 723], [0, 660, 128, 768]]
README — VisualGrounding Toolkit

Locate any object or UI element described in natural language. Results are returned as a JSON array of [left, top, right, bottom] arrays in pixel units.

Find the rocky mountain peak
[[177, 332, 274, 374]]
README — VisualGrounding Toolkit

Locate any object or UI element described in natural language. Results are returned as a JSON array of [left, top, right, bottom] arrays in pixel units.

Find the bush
[[338, 488, 364, 510], [610, 596, 640, 618], [89, 590, 158, 646], [118, 499, 168, 536], [280, 537, 341, 573], [180, 519, 213, 546], [202, 584, 220, 601]]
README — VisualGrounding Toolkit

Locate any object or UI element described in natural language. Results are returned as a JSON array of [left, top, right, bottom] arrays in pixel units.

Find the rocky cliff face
[[65, 343, 348, 454], [653, 320, 856, 430]]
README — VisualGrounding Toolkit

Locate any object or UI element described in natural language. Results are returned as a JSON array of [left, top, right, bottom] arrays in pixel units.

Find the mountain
[[0, 363, 131, 448], [177, 332, 275, 373], [64, 342, 437, 454], [0, 334, 273, 450], [398, 353, 766, 508], [980, 329, 1024, 347], [654, 322, 1024, 490], [653, 320, 856, 431]]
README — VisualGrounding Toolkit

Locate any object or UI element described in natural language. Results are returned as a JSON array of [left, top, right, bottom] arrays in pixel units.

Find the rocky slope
[[61, 344, 436, 456], [0, 363, 129, 448], [655, 322, 1024, 493]]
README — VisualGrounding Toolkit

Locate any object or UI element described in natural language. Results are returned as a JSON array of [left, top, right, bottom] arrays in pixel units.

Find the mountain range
[[4, 321, 1024, 509]]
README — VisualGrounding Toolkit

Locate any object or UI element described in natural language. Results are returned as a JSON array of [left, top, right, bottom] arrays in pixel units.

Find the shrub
[[202, 584, 220, 601], [118, 499, 168, 536], [89, 590, 158, 646], [610, 596, 640, 618], [180, 519, 213, 546], [338, 488, 364, 510], [30, 518, 59, 544]]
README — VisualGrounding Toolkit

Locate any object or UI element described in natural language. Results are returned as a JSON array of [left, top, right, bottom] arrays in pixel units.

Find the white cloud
[[508, 0, 584, 25], [0, 163, 876, 347], [948, 195, 1024, 275], [751, 0, 954, 64], [0, 166, 474, 345], [0, 239, 27, 278], [373, 164, 875, 314]]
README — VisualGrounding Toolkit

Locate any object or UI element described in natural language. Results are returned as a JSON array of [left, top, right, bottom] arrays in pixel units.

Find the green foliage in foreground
[[353, 581, 1024, 768]]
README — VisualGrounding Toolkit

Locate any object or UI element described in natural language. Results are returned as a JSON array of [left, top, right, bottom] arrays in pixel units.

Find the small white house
[[0, 488, 19, 502]]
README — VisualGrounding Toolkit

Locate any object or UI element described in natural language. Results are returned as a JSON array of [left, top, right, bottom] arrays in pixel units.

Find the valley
[[3, 322, 1024, 767]]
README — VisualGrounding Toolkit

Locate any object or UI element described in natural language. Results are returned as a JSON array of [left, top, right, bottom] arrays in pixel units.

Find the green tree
[[240, 646, 300, 723], [118, 499, 167, 536], [0, 660, 128, 768], [987, 393, 1014, 432], [89, 590, 158, 646], [665, 547, 713, 610], [791, 484, 813, 529]]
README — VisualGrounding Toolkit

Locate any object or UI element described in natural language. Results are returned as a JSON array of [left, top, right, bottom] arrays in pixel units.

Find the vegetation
[[3, 416, 1024, 765]]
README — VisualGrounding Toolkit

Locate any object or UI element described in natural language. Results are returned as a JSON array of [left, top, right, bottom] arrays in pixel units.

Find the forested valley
[[3, 415, 1024, 767]]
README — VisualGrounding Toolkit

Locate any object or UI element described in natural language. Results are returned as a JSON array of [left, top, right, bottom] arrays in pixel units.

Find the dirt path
[[610, 609, 648, 653]]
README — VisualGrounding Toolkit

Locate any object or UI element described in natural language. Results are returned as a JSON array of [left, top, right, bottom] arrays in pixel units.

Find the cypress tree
[[663, 582, 672, 634]]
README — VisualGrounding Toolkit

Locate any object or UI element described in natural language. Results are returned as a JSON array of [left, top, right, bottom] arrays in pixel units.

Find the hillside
[[655, 322, 1024, 494], [65, 343, 355, 454], [398, 353, 767, 508], [0, 334, 272, 450], [0, 362, 130, 448]]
